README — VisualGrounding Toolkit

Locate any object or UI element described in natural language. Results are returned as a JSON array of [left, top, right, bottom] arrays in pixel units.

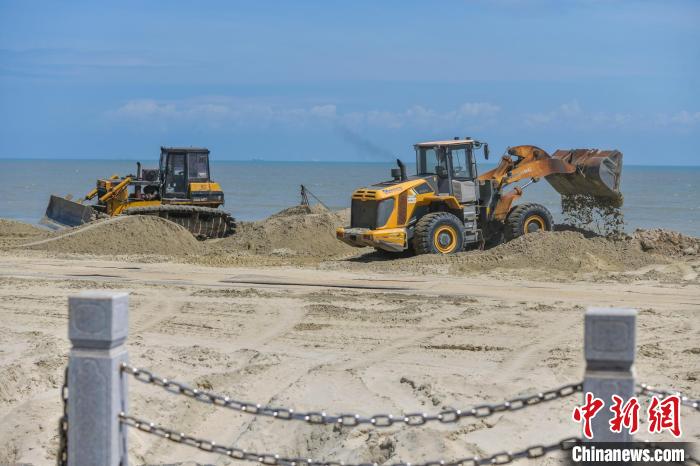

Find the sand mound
[[361, 230, 668, 276], [454, 231, 658, 273], [0, 219, 47, 238], [269, 204, 328, 218], [0, 219, 51, 249], [212, 205, 356, 257], [22, 215, 200, 256], [633, 229, 699, 257]]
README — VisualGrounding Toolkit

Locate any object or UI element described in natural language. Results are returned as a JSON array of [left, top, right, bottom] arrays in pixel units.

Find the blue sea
[[1, 159, 698, 237]]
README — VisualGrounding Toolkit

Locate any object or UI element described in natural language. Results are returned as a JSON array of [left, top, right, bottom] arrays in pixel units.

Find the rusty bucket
[[545, 149, 623, 204]]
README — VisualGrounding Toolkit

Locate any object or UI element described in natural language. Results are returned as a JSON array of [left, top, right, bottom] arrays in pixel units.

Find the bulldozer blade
[[42, 195, 97, 229], [545, 149, 623, 203]]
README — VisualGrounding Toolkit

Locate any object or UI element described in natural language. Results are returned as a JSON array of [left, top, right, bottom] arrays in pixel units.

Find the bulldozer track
[[124, 205, 236, 239]]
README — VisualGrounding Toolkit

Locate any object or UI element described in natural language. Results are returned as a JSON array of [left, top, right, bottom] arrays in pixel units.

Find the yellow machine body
[[337, 139, 623, 254], [43, 147, 235, 239], [336, 178, 462, 252]]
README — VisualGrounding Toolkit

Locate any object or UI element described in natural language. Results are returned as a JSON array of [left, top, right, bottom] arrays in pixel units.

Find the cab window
[[450, 148, 473, 179], [416, 147, 448, 175], [165, 153, 187, 195], [188, 153, 209, 181]]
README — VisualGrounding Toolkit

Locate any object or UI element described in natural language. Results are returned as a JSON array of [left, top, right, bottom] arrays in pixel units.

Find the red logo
[[647, 395, 681, 437], [573, 393, 682, 438], [609, 395, 640, 434], [572, 392, 605, 439]]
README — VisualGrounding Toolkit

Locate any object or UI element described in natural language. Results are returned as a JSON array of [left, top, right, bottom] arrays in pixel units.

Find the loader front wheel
[[504, 203, 553, 242], [412, 212, 464, 255]]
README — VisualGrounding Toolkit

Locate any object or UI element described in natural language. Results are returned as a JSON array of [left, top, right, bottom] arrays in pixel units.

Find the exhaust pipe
[[396, 158, 407, 181]]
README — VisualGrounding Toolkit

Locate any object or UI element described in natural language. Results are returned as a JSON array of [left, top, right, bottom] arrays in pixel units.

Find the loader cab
[[414, 139, 484, 204], [159, 147, 211, 200]]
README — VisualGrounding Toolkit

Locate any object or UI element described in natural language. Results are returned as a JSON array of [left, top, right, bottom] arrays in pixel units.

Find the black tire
[[504, 203, 553, 242], [412, 212, 465, 255]]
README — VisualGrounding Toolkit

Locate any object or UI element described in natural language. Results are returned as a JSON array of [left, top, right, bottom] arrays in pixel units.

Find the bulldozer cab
[[159, 147, 211, 199], [415, 139, 485, 203]]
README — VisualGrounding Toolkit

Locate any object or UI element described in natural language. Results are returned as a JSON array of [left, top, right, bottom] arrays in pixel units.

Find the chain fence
[[120, 363, 582, 427], [57, 366, 68, 466], [119, 412, 581, 466], [114, 365, 699, 465], [637, 384, 700, 412], [54, 364, 700, 465], [57, 297, 700, 466]]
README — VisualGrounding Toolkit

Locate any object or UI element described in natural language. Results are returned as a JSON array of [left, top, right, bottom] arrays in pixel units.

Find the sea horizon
[[1, 159, 698, 237]]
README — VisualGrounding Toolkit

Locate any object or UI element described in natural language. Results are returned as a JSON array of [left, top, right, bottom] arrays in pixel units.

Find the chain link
[[119, 412, 579, 466], [121, 363, 582, 427], [57, 366, 68, 466], [637, 384, 700, 412]]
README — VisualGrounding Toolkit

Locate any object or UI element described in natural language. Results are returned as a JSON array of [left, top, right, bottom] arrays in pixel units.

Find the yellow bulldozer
[[44, 147, 235, 239], [337, 138, 623, 254]]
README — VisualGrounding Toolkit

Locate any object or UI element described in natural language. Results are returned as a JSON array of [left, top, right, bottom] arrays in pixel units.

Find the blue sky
[[1, 1, 698, 164]]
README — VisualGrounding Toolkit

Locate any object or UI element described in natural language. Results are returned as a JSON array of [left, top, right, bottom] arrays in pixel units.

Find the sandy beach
[[0, 209, 698, 465]]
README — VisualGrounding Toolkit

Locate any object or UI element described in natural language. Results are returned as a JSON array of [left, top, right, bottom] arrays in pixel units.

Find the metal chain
[[121, 363, 581, 427], [57, 366, 68, 466], [637, 384, 700, 412], [119, 412, 579, 466]]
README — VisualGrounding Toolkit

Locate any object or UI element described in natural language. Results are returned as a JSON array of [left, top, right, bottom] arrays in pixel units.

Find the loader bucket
[[545, 149, 623, 204], [42, 195, 97, 229]]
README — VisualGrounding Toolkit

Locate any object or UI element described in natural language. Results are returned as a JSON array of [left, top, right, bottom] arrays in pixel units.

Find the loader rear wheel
[[412, 212, 464, 255], [124, 205, 236, 240], [504, 203, 553, 242]]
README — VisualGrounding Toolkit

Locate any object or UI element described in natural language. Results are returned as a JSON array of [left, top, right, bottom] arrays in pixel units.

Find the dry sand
[[0, 208, 698, 465], [0, 219, 51, 248], [21, 216, 202, 257], [208, 205, 355, 259]]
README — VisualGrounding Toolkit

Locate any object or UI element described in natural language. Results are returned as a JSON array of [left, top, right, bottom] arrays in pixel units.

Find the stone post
[[68, 291, 129, 466], [583, 307, 637, 442]]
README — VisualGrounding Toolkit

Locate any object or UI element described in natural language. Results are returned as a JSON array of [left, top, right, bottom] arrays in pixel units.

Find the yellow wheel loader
[[336, 138, 623, 254], [44, 147, 235, 239]]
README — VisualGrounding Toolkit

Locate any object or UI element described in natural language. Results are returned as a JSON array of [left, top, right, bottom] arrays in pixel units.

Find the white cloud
[[657, 110, 700, 126], [525, 100, 633, 129], [456, 102, 501, 118], [109, 96, 698, 133], [109, 97, 339, 128], [111, 99, 177, 118], [339, 102, 500, 130], [108, 97, 501, 130]]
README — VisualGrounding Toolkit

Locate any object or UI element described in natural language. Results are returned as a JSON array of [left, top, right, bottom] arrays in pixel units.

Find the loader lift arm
[[478, 145, 622, 220], [478, 145, 575, 187]]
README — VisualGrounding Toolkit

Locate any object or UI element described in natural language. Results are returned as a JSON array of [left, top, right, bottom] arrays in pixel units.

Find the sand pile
[[0, 219, 51, 248], [22, 215, 200, 256], [0, 219, 47, 237], [633, 229, 699, 257], [464, 231, 656, 272], [395, 230, 665, 275], [212, 204, 355, 257]]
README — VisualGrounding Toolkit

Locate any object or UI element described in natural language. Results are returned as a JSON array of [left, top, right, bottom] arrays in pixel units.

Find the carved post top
[[585, 307, 637, 371], [69, 292, 129, 349], [586, 307, 637, 318]]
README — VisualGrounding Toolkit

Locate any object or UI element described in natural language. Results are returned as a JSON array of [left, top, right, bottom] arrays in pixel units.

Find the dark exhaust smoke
[[335, 125, 394, 161], [396, 159, 407, 181]]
